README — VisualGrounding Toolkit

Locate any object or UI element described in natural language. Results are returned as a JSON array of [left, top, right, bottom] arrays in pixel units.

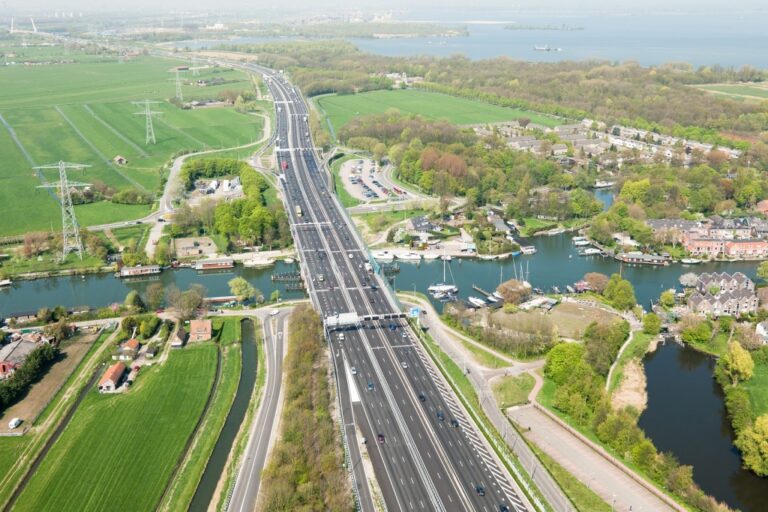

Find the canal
[[640, 341, 768, 512], [189, 318, 258, 511]]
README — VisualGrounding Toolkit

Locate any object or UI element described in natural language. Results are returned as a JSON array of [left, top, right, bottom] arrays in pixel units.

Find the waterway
[[640, 341, 768, 512], [189, 318, 258, 512], [0, 262, 303, 317]]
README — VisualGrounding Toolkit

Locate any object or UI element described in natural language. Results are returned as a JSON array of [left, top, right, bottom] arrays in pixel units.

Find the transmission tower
[[35, 161, 91, 261], [132, 100, 162, 145], [169, 69, 184, 102]]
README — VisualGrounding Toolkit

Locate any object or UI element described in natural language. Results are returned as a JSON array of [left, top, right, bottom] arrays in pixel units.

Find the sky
[[2, 0, 768, 14]]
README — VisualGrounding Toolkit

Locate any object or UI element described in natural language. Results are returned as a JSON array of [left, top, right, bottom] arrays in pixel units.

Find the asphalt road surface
[[238, 64, 531, 512]]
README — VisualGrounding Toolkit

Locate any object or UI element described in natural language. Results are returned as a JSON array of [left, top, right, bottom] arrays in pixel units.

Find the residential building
[[696, 272, 755, 294], [98, 362, 126, 393], [724, 240, 768, 259], [189, 319, 212, 342], [688, 290, 758, 317], [115, 339, 141, 361]]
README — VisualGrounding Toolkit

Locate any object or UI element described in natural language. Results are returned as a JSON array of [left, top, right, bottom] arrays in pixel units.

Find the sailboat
[[428, 251, 458, 296]]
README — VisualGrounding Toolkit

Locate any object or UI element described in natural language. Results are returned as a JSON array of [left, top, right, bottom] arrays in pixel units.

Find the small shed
[[98, 362, 126, 393], [113, 155, 128, 166]]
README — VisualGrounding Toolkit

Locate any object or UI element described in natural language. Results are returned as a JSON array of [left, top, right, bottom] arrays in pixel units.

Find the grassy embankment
[[607, 331, 655, 393], [329, 154, 361, 208], [14, 343, 217, 512]]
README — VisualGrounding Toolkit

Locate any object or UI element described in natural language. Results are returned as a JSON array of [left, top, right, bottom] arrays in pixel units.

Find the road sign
[[408, 307, 421, 318]]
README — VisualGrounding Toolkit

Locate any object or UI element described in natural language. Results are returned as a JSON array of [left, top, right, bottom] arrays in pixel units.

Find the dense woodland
[[219, 40, 768, 154]]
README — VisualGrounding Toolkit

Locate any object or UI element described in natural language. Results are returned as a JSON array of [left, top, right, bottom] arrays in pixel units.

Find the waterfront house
[[695, 272, 754, 294], [724, 240, 768, 259], [188, 320, 212, 342], [98, 362, 126, 393], [687, 272, 757, 317], [115, 339, 141, 361]]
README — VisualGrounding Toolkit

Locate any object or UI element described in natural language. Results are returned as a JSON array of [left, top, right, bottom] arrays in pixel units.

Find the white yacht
[[468, 296, 487, 307], [372, 250, 395, 262], [397, 252, 422, 262]]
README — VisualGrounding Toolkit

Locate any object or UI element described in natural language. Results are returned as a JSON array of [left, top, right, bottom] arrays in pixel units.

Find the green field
[[492, 373, 535, 408], [0, 56, 265, 236], [15, 343, 217, 512], [744, 361, 768, 416], [695, 83, 768, 100], [316, 89, 560, 134]]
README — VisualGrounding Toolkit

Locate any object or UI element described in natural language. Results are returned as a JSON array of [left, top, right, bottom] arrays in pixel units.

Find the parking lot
[[340, 158, 408, 203]]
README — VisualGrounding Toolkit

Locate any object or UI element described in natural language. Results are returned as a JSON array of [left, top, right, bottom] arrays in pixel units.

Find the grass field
[[0, 56, 265, 236], [743, 361, 768, 416], [694, 83, 768, 101], [15, 343, 218, 512], [492, 374, 535, 409], [316, 89, 560, 135], [330, 154, 362, 207]]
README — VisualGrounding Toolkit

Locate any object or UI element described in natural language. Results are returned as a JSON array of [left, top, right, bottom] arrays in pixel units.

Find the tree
[[681, 318, 712, 346], [583, 272, 609, 294], [270, 289, 281, 302], [495, 279, 531, 304], [758, 261, 768, 283], [679, 272, 699, 288], [43, 318, 73, 342], [736, 414, 768, 476], [124, 290, 145, 312], [721, 340, 754, 386], [373, 143, 387, 163], [544, 343, 585, 386], [604, 275, 636, 311], [643, 313, 662, 335], [168, 284, 205, 320], [659, 290, 676, 308], [144, 282, 165, 310], [229, 277, 256, 302]]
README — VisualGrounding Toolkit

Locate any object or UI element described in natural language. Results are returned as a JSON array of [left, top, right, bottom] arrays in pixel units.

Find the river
[[640, 341, 768, 512]]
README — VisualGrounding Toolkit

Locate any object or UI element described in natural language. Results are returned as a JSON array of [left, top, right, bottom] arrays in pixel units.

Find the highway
[[228, 308, 288, 512], [249, 64, 532, 512]]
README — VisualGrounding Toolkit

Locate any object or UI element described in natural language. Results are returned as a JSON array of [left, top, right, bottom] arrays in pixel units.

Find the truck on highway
[[295, 205, 302, 217], [281, 160, 288, 171]]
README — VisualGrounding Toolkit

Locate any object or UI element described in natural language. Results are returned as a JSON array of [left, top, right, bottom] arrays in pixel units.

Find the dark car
[[367, 381, 374, 391], [436, 411, 445, 421], [451, 419, 459, 428], [475, 484, 485, 496], [418, 393, 426, 402], [377, 434, 385, 444], [499, 506, 510, 512]]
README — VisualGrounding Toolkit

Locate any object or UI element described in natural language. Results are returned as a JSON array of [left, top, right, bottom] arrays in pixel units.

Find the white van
[[8, 418, 21, 429]]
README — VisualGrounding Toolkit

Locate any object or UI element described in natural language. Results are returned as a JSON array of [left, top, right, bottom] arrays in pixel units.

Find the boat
[[283, 257, 295, 264], [440, 254, 453, 261], [397, 252, 422, 262], [551, 286, 561, 294], [573, 240, 591, 247], [243, 259, 271, 268], [372, 250, 395, 262], [468, 296, 487, 307], [521, 246, 537, 255], [423, 253, 439, 260], [593, 180, 615, 189], [429, 254, 459, 296], [546, 228, 566, 236], [533, 287, 544, 295], [572, 236, 587, 242], [680, 258, 702, 265], [492, 291, 504, 301], [581, 248, 602, 256], [0, 279, 11, 287], [485, 294, 499, 303], [566, 285, 576, 294], [534, 45, 562, 52]]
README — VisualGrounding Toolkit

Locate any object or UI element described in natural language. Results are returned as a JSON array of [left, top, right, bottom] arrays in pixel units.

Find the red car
[[377, 434, 385, 444]]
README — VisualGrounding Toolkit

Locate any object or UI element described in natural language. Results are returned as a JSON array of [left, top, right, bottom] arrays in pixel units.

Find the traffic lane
[[337, 332, 434, 511]]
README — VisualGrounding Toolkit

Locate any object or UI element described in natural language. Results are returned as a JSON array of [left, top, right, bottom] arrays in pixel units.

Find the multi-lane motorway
[[251, 64, 532, 512]]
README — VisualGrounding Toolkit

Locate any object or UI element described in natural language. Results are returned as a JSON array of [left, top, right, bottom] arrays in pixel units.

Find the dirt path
[[611, 359, 648, 412]]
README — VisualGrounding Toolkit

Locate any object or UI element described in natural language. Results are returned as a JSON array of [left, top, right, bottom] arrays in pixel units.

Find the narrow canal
[[189, 318, 258, 512], [640, 341, 768, 512]]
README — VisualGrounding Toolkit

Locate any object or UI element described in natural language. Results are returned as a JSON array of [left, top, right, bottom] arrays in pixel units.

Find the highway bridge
[[251, 65, 532, 512]]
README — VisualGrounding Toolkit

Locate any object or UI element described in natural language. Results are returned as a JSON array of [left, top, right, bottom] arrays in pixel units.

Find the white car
[[401, 362, 408, 369], [269, 309, 279, 317], [351, 366, 357, 375], [8, 417, 21, 429]]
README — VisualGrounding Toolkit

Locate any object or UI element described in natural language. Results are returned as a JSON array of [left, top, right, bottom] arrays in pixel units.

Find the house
[[115, 338, 141, 361], [756, 200, 768, 217], [113, 155, 128, 166], [695, 272, 754, 294], [687, 272, 758, 317], [683, 238, 724, 259], [0, 340, 38, 379], [171, 325, 187, 348], [98, 362, 126, 393], [188, 320, 212, 342], [756, 321, 768, 344], [145, 345, 158, 359], [551, 144, 569, 156], [708, 216, 754, 240], [724, 240, 768, 259]]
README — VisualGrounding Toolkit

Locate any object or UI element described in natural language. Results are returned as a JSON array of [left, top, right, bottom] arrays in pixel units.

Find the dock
[[472, 284, 493, 298], [271, 271, 302, 282]]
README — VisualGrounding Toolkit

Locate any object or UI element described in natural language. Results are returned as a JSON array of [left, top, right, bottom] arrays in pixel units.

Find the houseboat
[[616, 252, 671, 266], [119, 265, 162, 278], [194, 257, 235, 271]]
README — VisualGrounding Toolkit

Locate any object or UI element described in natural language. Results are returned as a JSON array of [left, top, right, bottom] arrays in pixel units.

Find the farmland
[[0, 52, 265, 236], [694, 82, 768, 101], [315, 89, 560, 136], [14, 343, 218, 512]]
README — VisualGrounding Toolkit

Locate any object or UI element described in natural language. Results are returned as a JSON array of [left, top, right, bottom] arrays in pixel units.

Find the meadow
[[695, 83, 768, 101], [0, 53, 264, 236], [14, 343, 217, 512], [315, 89, 560, 135]]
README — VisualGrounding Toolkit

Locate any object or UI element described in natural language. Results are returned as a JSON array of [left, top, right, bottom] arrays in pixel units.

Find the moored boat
[[680, 258, 702, 265], [468, 296, 487, 307], [521, 246, 537, 255]]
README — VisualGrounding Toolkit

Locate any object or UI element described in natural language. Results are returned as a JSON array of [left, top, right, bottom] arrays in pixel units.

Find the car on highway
[[367, 381, 374, 391], [401, 331, 408, 338], [401, 361, 408, 369], [499, 506, 510, 512], [351, 366, 357, 375], [436, 411, 445, 421], [418, 393, 426, 402], [451, 419, 460, 428], [377, 434, 385, 444], [269, 309, 279, 316], [475, 484, 486, 496]]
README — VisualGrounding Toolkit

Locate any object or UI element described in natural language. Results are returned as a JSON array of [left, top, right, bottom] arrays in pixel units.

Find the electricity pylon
[[169, 69, 184, 102], [35, 161, 91, 261], [132, 100, 162, 145]]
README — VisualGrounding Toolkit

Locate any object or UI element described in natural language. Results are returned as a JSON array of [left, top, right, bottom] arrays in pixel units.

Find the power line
[[35, 161, 91, 261], [132, 99, 162, 145]]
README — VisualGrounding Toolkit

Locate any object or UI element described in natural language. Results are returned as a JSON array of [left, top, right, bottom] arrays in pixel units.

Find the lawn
[[743, 361, 768, 417], [355, 208, 428, 232], [212, 317, 242, 346], [110, 224, 151, 248], [695, 83, 768, 100], [0, 56, 265, 236], [330, 154, 361, 208], [15, 343, 218, 512], [492, 373, 535, 409], [316, 89, 560, 135]]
